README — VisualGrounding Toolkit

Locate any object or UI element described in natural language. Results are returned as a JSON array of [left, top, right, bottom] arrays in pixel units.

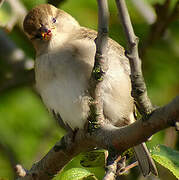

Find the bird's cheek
[[51, 26, 58, 37]]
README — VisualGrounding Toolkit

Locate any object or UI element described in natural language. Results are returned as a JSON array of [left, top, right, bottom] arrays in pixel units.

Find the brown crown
[[23, 4, 54, 36]]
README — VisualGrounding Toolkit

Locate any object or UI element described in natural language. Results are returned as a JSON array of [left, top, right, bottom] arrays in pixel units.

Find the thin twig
[[103, 156, 126, 180], [103, 156, 125, 180], [140, 0, 179, 58], [0, 140, 19, 178], [15, 165, 27, 177], [0, 0, 4, 8], [115, 0, 154, 116], [1, 0, 27, 31], [103, 161, 117, 180], [131, 0, 156, 24], [0, 30, 34, 94], [88, 0, 109, 132], [0, 30, 34, 70], [118, 161, 138, 175]]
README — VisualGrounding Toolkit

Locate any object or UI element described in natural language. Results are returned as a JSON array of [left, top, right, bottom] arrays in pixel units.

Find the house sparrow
[[23, 4, 157, 177]]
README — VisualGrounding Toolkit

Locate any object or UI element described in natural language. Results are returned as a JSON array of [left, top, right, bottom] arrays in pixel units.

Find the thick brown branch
[[16, 96, 179, 179], [92, 96, 179, 152], [16, 131, 96, 180], [115, 0, 154, 115]]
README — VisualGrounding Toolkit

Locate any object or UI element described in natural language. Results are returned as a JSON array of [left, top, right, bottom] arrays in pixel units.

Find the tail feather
[[134, 143, 158, 177]]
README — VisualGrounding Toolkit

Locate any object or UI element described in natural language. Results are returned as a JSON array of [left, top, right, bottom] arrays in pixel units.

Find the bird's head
[[23, 4, 79, 51]]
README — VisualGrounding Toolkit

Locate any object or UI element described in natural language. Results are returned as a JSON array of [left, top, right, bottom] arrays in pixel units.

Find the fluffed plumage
[[23, 4, 157, 176]]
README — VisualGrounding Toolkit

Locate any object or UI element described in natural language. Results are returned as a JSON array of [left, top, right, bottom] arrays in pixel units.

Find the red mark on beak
[[42, 29, 52, 40]]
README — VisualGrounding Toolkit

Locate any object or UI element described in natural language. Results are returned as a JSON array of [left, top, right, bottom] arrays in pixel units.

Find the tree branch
[[16, 131, 96, 180], [140, 0, 179, 58], [88, 0, 109, 132], [0, 0, 4, 8], [0, 30, 34, 70], [0, 140, 19, 178], [115, 0, 154, 116], [0, 30, 34, 94], [16, 96, 179, 179], [15, 165, 27, 178], [2, 0, 27, 31], [17, 1, 110, 179], [118, 161, 138, 176], [93, 96, 179, 152], [131, 0, 156, 24], [103, 156, 126, 180]]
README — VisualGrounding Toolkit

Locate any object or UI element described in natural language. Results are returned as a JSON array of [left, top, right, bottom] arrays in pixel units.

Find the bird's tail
[[134, 143, 158, 177]]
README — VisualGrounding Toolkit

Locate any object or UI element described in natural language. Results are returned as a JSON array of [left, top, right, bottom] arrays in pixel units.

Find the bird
[[23, 4, 158, 177]]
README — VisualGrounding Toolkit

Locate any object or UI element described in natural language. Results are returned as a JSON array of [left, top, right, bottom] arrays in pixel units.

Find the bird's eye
[[52, 17, 56, 23]]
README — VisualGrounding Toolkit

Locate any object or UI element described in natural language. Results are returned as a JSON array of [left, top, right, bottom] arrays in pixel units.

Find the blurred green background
[[0, 0, 178, 179]]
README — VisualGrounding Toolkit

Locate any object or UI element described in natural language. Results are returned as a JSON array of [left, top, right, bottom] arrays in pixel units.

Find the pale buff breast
[[35, 36, 134, 130]]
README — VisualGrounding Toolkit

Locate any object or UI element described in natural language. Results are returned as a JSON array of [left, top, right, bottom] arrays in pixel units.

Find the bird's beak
[[39, 26, 52, 41], [41, 30, 52, 41]]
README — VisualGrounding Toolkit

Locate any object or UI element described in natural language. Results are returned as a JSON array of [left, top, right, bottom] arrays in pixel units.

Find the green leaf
[[56, 151, 105, 180], [82, 174, 98, 180], [57, 168, 97, 180], [151, 144, 179, 179], [80, 150, 105, 168], [122, 148, 135, 160]]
